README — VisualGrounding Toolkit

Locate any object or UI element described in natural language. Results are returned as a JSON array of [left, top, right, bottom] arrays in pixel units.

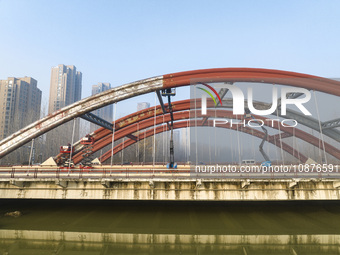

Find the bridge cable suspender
[[314, 91, 327, 164], [214, 108, 217, 164], [295, 127, 301, 162], [293, 126, 296, 159], [165, 127, 168, 162], [186, 120, 189, 163], [153, 92, 156, 167], [208, 125, 212, 164], [121, 137, 124, 165], [266, 134, 270, 162], [293, 127, 296, 161], [163, 114, 165, 165], [276, 105, 285, 165], [240, 116, 244, 162], [194, 85, 198, 166], [68, 118, 76, 171], [273, 134, 279, 164], [136, 122, 139, 163], [143, 129, 146, 164], [230, 129, 234, 164], [135, 124, 137, 161], [168, 93, 175, 167], [236, 115, 242, 165], [110, 102, 117, 167], [318, 129, 322, 161], [28, 138, 34, 166], [251, 128, 255, 160]]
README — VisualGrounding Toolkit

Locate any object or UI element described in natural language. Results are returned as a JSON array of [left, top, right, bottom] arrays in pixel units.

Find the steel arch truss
[[98, 119, 308, 163], [69, 108, 340, 164], [1, 68, 340, 159], [57, 97, 340, 165]]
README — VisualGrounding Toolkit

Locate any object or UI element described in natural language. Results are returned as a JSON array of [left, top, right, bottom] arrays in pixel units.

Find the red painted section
[[163, 68, 340, 97]]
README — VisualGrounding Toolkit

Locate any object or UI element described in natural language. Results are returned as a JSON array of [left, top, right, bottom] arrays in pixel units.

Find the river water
[[0, 199, 340, 254]]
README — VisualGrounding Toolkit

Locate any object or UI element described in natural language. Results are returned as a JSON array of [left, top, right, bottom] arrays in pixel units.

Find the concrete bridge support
[[1, 178, 340, 201]]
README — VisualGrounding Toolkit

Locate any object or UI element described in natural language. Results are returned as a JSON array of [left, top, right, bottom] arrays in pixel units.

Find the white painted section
[[41, 157, 57, 166], [0, 76, 164, 157]]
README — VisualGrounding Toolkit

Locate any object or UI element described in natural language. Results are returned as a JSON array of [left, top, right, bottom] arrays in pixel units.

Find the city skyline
[[0, 63, 125, 140]]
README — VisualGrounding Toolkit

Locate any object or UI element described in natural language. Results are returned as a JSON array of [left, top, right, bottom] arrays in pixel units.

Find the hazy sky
[[1, 0, 340, 117]]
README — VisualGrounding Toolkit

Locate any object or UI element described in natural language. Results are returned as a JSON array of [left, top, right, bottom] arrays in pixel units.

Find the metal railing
[[1, 164, 340, 180], [0, 167, 191, 180]]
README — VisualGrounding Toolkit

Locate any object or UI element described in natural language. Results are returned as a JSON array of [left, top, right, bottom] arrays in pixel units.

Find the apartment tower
[[48, 64, 82, 113], [0, 77, 41, 140], [47, 65, 82, 154]]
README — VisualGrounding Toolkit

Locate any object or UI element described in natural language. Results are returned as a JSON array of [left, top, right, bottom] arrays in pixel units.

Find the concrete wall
[[2, 178, 340, 200]]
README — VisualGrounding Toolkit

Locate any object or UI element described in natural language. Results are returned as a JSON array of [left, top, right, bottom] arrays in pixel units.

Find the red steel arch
[[57, 98, 339, 164], [163, 68, 340, 96], [71, 109, 340, 164], [2, 68, 340, 158], [99, 120, 308, 163]]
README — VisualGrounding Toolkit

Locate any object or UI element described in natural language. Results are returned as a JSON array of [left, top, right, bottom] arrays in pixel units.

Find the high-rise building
[[48, 64, 82, 113], [46, 65, 82, 154], [90, 83, 113, 131], [0, 77, 42, 140], [137, 102, 150, 111]]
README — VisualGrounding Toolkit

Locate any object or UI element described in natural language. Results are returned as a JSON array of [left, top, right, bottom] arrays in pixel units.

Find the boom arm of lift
[[258, 123, 270, 162], [161, 89, 177, 169]]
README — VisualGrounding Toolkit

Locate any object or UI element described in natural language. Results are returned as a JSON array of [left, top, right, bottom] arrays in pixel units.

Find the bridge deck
[[0, 164, 339, 201]]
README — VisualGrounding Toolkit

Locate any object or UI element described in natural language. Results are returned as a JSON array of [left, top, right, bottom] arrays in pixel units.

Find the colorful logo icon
[[197, 83, 222, 106]]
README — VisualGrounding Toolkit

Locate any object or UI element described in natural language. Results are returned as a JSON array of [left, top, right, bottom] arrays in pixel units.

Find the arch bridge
[[0, 68, 340, 201]]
